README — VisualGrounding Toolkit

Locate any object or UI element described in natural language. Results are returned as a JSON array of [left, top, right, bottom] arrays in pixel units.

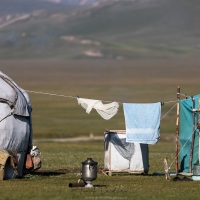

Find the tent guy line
[[168, 128, 197, 171], [161, 103, 177, 120], [0, 108, 14, 123]]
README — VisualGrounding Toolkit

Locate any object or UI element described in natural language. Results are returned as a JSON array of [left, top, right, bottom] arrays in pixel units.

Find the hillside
[[0, 0, 200, 59]]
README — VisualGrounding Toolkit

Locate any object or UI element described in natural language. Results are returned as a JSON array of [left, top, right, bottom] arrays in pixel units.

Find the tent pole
[[190, 97, 196, 173], [198, 98, 200, 163], [175, 86, 180, 173]]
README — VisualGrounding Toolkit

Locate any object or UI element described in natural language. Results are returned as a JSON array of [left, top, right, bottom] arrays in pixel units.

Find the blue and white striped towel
[[123, 102, 161, 144]]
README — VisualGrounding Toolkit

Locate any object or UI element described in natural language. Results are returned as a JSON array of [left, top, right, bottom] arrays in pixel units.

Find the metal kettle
[[81, 158, 98, 187]]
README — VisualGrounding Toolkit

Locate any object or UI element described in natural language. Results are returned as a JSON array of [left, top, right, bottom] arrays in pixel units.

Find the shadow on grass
[[105, 172, 165, 177], [25, 169, 81, 177]]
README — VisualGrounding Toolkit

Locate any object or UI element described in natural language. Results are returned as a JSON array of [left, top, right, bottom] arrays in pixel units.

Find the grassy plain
[[0, 58, 200, 199], [0, 141, 199, 200]]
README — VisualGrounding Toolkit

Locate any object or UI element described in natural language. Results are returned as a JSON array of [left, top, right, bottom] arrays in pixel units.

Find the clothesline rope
[[26, 90, 178, 104], [25, 90, 77, 99]]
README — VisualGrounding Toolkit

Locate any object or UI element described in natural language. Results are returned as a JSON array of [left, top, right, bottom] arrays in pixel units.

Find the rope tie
[[0, 108, 15, 123]]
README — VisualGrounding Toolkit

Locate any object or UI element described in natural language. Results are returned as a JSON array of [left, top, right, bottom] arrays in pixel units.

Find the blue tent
[[179, 94, 200, 172]]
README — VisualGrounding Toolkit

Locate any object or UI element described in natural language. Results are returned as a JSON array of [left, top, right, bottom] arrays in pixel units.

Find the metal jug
[[81, 158, 98, 187]]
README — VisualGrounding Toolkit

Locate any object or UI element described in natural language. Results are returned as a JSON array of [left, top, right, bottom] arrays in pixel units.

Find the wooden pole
[[190, 97, 196, 173], [198, 98, 200, 163], [175, 86, 180, 173], [198, 99, 200, 129]]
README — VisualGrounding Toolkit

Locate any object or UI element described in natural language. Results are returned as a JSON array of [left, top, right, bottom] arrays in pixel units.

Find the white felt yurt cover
[[0, 71, 32, 178], [104, 130, 149, 175]]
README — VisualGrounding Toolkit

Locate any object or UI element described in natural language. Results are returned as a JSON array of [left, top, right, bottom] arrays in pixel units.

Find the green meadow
[[0, 58, 200, 199], [0, 141, 199, 200]]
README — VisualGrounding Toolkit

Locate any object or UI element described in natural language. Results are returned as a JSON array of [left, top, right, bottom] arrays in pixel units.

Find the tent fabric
[[0, 71, 31, 117], [0, 71, 32, 177], [179, 94, 200, 172]]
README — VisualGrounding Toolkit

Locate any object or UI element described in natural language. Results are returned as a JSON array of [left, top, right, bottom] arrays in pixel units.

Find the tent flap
[[0, 71, 31, 117]]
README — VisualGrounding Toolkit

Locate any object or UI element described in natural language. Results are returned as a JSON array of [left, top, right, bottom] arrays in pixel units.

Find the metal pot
[[193, 164, 200, 176], [81, 158, 98, 182]]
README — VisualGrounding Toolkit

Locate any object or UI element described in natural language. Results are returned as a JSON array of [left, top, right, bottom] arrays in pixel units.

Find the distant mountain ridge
[[0, 0, 105, 15], [41, 0, 105, 5], [0, 0, 200, 59]]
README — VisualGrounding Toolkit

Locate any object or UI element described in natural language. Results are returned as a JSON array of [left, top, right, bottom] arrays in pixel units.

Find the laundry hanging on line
[[77, 97, 119, 120], [123, 102, 161, 144], [26, 90, 176, 121]]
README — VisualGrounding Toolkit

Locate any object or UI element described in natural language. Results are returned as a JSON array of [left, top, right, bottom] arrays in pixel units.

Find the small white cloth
[[30, 146, 41, 157], [77, 98, 119, 120]]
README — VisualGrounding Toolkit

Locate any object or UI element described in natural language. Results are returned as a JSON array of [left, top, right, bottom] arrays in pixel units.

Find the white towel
[[77, 98, 119, 120], [123, 102, 161, 144]]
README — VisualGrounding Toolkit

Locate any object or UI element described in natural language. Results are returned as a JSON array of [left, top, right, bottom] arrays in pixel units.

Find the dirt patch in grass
[[34, 133, 175, 143]]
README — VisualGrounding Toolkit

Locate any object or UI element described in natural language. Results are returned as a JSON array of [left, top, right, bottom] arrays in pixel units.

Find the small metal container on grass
[[81, 158, 98, 188], [193, 164, 200, 175], [192, 164, 200, 181]]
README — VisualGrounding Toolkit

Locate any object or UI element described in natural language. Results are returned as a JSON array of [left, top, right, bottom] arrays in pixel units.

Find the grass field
[[0, 140, 199, 200], [0, 58, 200, 199]]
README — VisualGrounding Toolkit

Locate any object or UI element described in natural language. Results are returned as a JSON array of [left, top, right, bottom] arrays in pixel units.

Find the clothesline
[[25, 90, 178, 104], [26, 89, 178, 122], [25, 90, 77, 100], [26, 90, 198, 103]]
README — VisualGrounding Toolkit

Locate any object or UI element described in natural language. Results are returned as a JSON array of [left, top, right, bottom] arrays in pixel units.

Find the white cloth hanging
[[77, 98, 119, 120]]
